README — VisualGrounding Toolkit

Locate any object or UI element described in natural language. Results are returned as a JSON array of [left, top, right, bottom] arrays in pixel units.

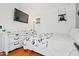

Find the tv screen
[[14, 8, 29, 23]]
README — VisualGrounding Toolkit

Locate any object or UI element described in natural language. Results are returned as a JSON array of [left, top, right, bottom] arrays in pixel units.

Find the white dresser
[[1, 31, 26, 55]]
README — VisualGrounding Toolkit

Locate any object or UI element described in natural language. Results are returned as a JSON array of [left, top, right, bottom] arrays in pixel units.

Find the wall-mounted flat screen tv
[[14, 8, 29, 23]]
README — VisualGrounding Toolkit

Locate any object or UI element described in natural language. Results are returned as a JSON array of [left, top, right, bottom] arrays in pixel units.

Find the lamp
[[33, 19, 36, 32], [32, 17, 40, 31], [30, 17, 40, 37]]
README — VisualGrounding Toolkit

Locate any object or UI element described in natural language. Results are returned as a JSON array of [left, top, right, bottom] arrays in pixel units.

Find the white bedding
[[48, 35, 74, 56], [47, 34, 79, 56]]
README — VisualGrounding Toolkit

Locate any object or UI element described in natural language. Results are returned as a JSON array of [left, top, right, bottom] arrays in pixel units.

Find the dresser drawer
[[8, 34, 15, 38], [9, 37, 20, 43], [9, 42, 21, 51]]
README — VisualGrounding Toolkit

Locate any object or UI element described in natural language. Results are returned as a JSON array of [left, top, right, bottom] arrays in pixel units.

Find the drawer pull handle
[[14, 42, 19, 45], [14, 38, 19, 40], [15, 34, 19, 36]]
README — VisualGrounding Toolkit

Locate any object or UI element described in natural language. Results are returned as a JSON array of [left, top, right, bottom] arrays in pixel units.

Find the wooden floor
[[0, 48, 43, 56]]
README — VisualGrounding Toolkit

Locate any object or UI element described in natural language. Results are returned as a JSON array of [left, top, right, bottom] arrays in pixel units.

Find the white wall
[[0, 3, 29, 31], [18, 3, 76, 33], [0, 3, 76, 34]]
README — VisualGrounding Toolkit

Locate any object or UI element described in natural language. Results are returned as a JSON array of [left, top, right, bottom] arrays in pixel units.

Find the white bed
[[47, 34, 79, 56], [22, 30, 79, 56]]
